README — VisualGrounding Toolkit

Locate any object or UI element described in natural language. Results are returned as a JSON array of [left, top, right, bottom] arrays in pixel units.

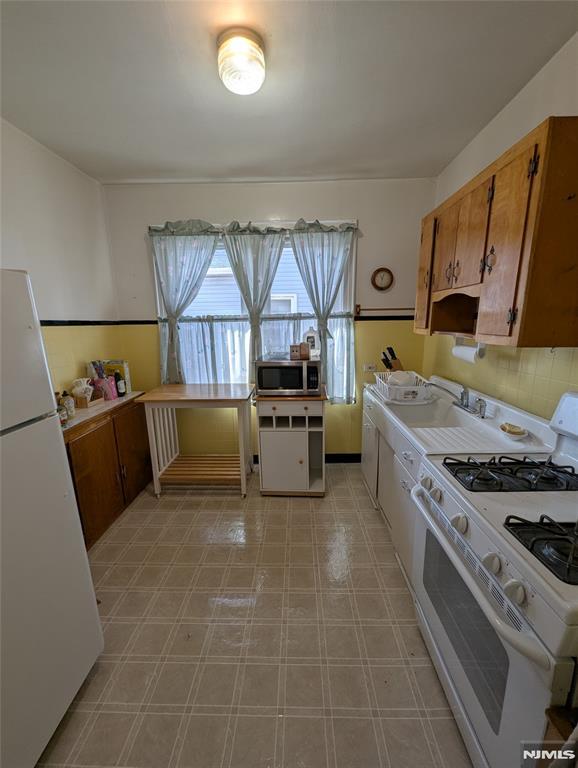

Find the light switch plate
[[363, 363, 377, 372]]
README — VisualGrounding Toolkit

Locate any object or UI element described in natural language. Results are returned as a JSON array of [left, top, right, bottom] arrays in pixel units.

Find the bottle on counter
[[55, 392, 68, 427], [59, 390, 76, 419], [114, 370, 127, 396]]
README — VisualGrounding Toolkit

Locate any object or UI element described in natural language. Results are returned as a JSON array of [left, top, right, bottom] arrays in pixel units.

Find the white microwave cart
[[256, 391, 326, 496]]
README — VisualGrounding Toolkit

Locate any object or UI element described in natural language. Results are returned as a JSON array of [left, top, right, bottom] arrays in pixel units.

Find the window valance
[[149, 218, 358, 236]]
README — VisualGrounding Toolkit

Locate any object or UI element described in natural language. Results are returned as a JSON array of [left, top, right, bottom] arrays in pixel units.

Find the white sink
[[386, 398, 480, 429]]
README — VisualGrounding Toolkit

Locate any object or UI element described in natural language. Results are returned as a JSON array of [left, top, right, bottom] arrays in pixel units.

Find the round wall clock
[[371, 267, 394, 291]]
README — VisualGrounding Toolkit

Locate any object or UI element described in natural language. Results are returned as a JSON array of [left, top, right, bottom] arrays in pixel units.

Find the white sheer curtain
[[223, 223, 285, 375], [289, 220, 356, 399], [150, 220, 219, 383]]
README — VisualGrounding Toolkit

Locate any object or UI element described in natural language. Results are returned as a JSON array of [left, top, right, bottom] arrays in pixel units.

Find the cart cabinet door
[[260, 430, 308, 491]]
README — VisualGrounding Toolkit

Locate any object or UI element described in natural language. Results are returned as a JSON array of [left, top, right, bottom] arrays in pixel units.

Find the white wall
[[436, 33, 578, 202], [103, 178, 435, 320], [1, 119, 117, 320]]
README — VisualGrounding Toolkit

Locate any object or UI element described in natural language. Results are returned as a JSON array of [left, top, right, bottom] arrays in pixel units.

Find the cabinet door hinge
[[506, 307, 518, 327], [527, 151, 540, 178], [486, 179, 495, 203]]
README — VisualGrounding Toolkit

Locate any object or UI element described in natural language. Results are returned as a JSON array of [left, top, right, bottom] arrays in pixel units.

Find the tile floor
[[38, 464, 472, 768]]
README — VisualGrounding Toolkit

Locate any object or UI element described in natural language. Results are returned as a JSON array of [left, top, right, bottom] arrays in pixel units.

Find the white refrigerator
[[0, 270, 103, 768]]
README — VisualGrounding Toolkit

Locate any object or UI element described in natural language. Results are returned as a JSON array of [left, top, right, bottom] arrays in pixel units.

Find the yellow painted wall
[[43, 322, 577, 449], [42, 325, 122, 393], [422, 335, 578, 420], [41, 321, 424, 454]]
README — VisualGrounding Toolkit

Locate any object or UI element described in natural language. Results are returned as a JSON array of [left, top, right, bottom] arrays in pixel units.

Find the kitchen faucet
[[428, 381, 487, 417]]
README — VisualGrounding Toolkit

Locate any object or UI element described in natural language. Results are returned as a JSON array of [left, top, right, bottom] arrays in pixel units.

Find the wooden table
[[137, 384, 254, 497]]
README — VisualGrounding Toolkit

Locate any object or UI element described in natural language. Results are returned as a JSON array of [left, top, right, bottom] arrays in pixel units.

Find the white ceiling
[[2, 1, 576, 182]]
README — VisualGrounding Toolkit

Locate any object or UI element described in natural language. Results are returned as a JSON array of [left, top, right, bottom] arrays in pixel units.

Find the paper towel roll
[[451, 340, 485, 363]]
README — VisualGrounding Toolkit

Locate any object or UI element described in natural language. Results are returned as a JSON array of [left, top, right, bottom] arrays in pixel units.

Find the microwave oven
[[255, 357, 321, 397]]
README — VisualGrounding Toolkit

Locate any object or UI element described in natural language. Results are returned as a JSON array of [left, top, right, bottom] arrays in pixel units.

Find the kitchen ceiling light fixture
[[217, 28, 265, 95]]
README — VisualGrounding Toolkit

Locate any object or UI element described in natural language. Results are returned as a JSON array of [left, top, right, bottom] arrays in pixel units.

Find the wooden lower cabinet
[[68, 420, 125, 549], [66, 398, 152, 548], [113, 402, 152, 506]]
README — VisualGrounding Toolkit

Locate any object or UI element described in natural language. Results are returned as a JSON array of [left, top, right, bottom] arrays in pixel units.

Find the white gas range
[[409, 393, 578, 768]]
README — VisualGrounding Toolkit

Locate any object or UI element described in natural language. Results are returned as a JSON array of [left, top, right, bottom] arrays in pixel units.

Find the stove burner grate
[[504, 514, 578, 585], [443, 455, 578, 492]]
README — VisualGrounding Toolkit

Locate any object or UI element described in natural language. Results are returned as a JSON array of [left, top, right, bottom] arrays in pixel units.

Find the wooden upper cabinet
[[431, 202, 460, 291], [452, 178, 492, 289], [113, 402, 152, 506], [476, 145, 536, 337], [414, 217, 435, 329], [68, 419, 125, 548], [417, 117, 578, 347]]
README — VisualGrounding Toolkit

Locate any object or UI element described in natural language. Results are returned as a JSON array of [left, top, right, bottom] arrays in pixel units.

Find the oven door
[[411, 486, 574, 768], [256, 363, 304, 395]]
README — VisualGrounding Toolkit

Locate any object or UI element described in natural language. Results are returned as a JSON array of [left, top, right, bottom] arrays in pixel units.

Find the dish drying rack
[[373, 371, 433, 404]]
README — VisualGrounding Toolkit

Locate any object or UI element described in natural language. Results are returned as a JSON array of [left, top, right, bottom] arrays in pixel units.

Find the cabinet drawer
[[257, 400, 323, 417], [393, 430, 420, 480]]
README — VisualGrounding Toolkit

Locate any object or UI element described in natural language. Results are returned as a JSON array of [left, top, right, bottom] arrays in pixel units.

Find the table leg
[[244, 401, 254, 473], [145, 405, 161, 497], [237, 403, 247, 498]]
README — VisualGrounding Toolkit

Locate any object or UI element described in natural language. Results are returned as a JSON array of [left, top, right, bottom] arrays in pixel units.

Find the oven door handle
[[411, 486, 551, 671]]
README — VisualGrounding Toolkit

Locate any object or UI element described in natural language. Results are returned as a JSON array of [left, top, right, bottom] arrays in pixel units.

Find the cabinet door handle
[[402, 451, 414, 463], [272, 406, 277, 411], [485, 245, 496, 274], [452, 260, 461, 281], [445, 263, 453, 285], [423, 269, 429, 288], [298, 459, 304, 465], [121, 464, 127, 479], [304, 406, 308, 411]]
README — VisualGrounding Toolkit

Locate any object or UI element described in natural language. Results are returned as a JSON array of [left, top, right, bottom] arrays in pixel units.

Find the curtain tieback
[[317, 316, 333, 340], [167, 316, 179, 344]]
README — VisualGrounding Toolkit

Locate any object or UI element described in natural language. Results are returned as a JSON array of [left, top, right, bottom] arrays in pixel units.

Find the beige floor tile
[[370, 665, 417, 710], [332, 717, 380, 768], [105, 661, 156, 704], [193, 661, 237, 705], [150, 661, 197, 705], [179, 715, 229, 766], [230, 715, 277, 768], [45, 467, 470, 768], [328, 665, 371, 709], [131, 623, 173, 655], [283, 717, 328, 768], [240, 663, 279, 707], [123, 713, 181, 768], [246, 623, 283, 658], [103, 621, 139, 654], [287, 624, 321, 658], [430, 718, 473, 767], [324, 625, 362, 659], [285, 665, 324, 709], [207, 623, 247, 657], [168, 623, 209, 656], [381, 717, 435, 767], [361, 625, 401, 659], [75, 712, 136, 766], [38, 710, 91, 765]]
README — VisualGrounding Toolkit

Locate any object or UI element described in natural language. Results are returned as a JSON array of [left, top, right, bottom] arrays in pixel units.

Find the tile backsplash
[[422, 335, 578, 419]]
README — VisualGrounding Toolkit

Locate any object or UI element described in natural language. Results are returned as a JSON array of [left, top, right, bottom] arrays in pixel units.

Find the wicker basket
[[373, 371, 432, 404]]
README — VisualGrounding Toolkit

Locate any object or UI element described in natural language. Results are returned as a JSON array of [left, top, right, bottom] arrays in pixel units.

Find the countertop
[[62, 391, 143, 438], [137, 384, 254, 403]]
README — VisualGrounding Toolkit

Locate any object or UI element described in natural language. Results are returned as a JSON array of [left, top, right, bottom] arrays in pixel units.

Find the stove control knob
[[482, 552, 502, 575], [420, 476, 433, 491], [430, 486, 443, 503], [504, 579, 527, 606], [450, 514, 469, 534]]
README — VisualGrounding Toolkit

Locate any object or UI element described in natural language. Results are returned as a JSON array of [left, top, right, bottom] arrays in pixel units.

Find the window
[[165, 231, 355, 403]]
